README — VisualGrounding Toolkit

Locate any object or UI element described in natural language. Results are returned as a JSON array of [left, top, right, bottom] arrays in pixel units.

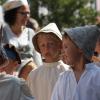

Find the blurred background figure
[[96, 16, 100, 25], [2, 0, 42, 73], [18, 61, 36, 80], [0, 44, 21, 76], [26, 17, 40, 32], [0, 6, 4, 24], [0, 24, 34, 100], [0, 25, 8, 68]]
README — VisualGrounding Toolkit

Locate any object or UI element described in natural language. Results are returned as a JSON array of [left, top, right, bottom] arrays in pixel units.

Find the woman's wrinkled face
[[62, 36, 82, 66], [16, 5, 30, 26], [37, 33, 62, 63]]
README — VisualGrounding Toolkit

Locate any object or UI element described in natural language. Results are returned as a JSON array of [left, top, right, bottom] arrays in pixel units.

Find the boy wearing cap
[[0, 44, 21, 75], [51, 25, 100, 100], [27, 23, 68, 100]]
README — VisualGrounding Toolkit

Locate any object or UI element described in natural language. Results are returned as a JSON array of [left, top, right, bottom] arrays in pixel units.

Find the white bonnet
[[3, 0, 29, 11]]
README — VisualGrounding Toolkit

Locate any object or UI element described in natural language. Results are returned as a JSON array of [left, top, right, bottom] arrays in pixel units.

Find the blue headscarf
[[5, 47, 17, 60]]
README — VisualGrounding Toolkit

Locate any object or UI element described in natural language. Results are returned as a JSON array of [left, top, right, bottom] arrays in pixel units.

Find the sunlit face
[[37, 33, 62, 62], [16, 5, 30, 26], [62, 35, 82, 66]]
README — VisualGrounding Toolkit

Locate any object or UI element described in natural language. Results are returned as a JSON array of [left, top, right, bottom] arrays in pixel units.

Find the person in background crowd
[[51, 25, 100, 100], [26, 17, 40, 32], [2, 0, 42, 72], [0, 25, 34, 100], [0, 44, 21, 75], [27, 23, 69, 100], [18, 61, 36, 80]]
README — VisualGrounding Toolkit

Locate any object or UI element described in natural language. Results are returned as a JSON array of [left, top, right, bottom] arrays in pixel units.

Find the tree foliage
[[0, 0, 6, 5], [1, 0, 97, 29], [29, 0, 97, 29]]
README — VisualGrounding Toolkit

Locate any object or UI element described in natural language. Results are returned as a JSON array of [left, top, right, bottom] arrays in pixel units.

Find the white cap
[[32, 23, 62, 53], [3, 0, 29, 11]]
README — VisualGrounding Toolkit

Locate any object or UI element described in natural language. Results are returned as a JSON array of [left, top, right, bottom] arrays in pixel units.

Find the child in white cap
[[27, 23, 69, 100], [51, 25, 100, 100]]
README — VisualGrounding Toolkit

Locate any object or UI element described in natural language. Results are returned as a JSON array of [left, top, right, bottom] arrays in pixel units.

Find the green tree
[[1, 0, 97, 29], [29, 0, 97, 29], [0, 0, 6, 5]]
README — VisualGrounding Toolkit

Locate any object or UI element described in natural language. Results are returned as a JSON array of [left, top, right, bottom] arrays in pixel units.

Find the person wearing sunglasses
[[2, 0, 42, 73]]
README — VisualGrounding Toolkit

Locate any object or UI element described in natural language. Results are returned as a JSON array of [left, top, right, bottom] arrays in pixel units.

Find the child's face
[[62, 36, 82, 66], [37, 33, 62, 62]]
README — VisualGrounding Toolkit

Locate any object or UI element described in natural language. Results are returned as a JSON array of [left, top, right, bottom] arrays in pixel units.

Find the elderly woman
[[2, 0, 42, 70], [0, 44, 21, 75]]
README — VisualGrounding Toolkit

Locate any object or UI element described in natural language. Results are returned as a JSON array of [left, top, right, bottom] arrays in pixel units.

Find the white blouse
[[51, 63, 100, 100], [27, 60, 69, 100]]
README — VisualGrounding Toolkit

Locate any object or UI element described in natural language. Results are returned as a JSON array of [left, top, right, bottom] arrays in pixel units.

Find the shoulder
[[3, 75, 33, 98], [86, 63, 100, 84], [28, 65, 43, 78], [25, 27, 36, 36], [86, 63, 100, 73], [0, 74, 26, 91], [1, 74, 24, 85]]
